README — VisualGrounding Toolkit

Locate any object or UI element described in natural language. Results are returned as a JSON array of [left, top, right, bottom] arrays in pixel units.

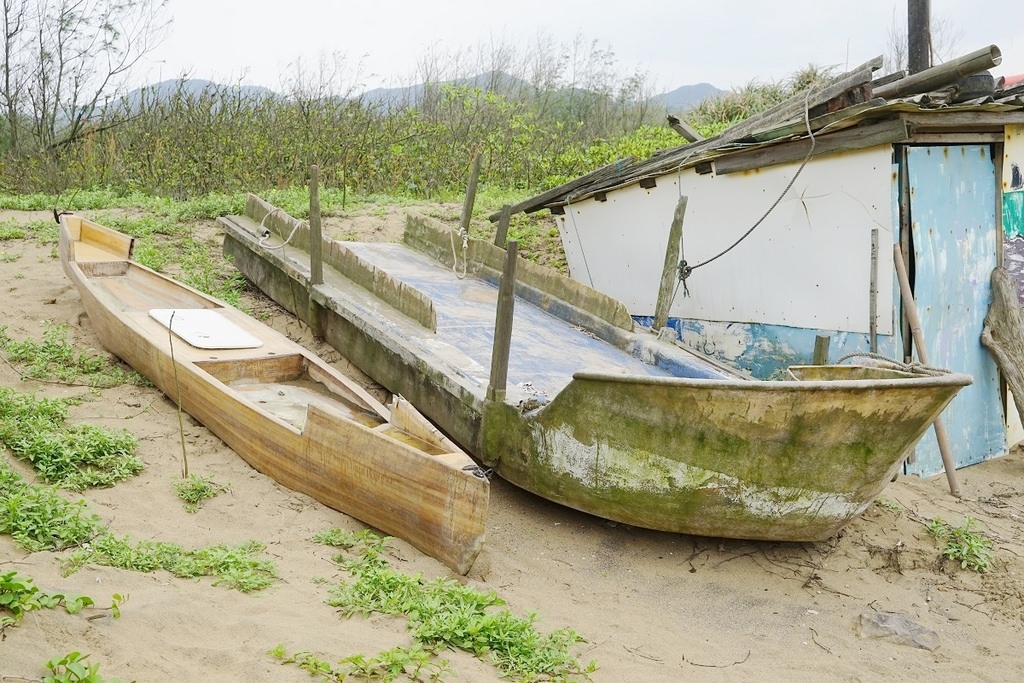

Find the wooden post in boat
[[813, 335, 830, 364], [494, 204, 511, 248], [893, 244, 961, 497], [307, 165, 324, 337], [487, 239, 518, 403], [654, 196, 688, 331], [460, 153, 482, 237], [309, 165, 323, 286]]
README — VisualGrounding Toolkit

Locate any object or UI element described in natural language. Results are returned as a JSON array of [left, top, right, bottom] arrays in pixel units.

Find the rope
[[257, 208, 306, 251], [449, 226, 468, 279], [835, 351, 953, 375], [678, 89, 817, 296]]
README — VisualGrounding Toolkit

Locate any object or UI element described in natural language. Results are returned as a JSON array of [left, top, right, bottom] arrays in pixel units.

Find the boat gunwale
[[571, 368, 974, 391]]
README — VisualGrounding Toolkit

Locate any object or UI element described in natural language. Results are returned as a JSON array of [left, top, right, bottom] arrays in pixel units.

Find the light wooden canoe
[[220, 195, 974, 542], [58, 214, 488, 575]]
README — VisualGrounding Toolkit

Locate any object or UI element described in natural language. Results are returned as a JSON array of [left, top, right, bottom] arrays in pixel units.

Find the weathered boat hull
[[59, 215, 488, 574], [221, 196, 971, 541]]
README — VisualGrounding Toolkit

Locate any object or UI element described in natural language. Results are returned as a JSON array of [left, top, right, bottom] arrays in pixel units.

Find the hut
[[502, 46, 1024, 477]]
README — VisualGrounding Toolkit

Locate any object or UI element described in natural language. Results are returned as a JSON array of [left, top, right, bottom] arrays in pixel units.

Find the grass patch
[[0, 321, 146, 388], [926, 516, 994, 573], [0, 460, 277, 591], [0, 220, 26, 240], [272, 528, 596, 682], [174, 474, 230, 513], [0, 386, 143, 491]]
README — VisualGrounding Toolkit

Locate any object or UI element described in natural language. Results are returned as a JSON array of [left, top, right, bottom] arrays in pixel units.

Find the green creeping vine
[[0, 570, 123, 636], [271, 529, 596, 682], [0, 460, 276, 591]]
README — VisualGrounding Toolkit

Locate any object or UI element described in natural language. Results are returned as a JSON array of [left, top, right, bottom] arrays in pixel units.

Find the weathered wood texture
[[487, 240, 519, 402], [874, 45, 1001, 99], [62, 214, 487, 574], [404, 212, 635, 334], [981, 266, 1024, 426], [653, 196, 687, 329], [233, 194, 437, 331], [893, 244, 961, 496], [714, 119, 909, 174]]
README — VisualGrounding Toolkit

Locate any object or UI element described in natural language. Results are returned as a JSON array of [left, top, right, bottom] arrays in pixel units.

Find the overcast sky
[[135, 0, 1024, 93]]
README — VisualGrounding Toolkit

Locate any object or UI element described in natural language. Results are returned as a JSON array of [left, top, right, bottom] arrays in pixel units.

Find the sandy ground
[[2, 211, 1024, 682]]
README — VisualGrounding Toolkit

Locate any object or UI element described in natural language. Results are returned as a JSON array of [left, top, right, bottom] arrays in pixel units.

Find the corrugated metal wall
[[903, 145, 1005, 475]]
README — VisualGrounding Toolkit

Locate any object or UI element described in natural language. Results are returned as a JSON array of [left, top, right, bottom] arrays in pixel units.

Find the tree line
[[1, 2, 834, 199]]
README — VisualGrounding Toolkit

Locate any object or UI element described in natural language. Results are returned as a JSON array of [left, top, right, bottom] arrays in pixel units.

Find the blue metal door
[[904, 145, 1005, 475]]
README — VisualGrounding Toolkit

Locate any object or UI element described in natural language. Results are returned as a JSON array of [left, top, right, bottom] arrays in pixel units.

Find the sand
[[2, 211, 1024, 682]]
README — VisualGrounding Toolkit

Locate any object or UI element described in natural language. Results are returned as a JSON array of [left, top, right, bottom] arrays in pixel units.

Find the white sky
[[134, 1, 1024, 94]]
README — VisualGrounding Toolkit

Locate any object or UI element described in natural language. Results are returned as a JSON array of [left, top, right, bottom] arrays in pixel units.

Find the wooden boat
[[220, 195, 972, 542], [58, 214, 488, 575]]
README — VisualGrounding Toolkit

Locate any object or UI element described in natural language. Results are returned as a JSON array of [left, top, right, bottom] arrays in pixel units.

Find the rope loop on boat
[[836, 351, 953, 375], [257, 208, 306, 251]]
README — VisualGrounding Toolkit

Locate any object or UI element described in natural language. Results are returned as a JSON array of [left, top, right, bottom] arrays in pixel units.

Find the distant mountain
[[116, 79, 278, 111], [651, 82, 726, 111], [360, 70, 534, 107], [118, 74, 724, 113]]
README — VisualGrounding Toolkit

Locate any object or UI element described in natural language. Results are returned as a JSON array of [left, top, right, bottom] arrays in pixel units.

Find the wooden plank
[[486, 157, 633, 220], [749, 99, 887, 142], [903, 111, 1024, 131], [714, 119, 909, 175]]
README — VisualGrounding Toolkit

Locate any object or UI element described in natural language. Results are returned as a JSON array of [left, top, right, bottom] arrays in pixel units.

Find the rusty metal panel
[[906, 145, 1005, 475]]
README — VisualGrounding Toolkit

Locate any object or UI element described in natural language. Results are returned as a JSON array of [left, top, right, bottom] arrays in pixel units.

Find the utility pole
[[908, 0, 931, 74]]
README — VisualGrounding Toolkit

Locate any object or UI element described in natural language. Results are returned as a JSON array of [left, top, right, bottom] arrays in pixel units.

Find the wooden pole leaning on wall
[[486, 239, 518, 403], [653, 196, 688, 331], [893, 244, 961, 497]]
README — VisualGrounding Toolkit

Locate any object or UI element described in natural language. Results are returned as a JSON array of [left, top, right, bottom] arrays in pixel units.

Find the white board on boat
[[149, 308, 264, 349]]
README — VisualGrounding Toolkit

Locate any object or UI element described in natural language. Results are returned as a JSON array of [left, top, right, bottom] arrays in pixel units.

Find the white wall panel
[[556, 146, 895, 335]]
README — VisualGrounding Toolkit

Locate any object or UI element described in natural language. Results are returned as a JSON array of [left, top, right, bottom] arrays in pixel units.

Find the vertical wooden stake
[[654, 196, 688, 330], [460, 153, 482, 237], [307, 165, 324, 337], [869, 228, 879, 352], [494, 204, 511, 248], [487, 239, 518, 403], [894, 244, 961, 497], [812, 335, 830, 364], [309, 165, 323, 286]]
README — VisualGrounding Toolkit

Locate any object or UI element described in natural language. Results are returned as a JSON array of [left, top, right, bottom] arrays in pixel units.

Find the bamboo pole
[[653, 196, 687, 330], [893, 244, 961, 496], [309, 165, 323, 286], [487, 239, 518, 403], [874, 45, 1001, 99]]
